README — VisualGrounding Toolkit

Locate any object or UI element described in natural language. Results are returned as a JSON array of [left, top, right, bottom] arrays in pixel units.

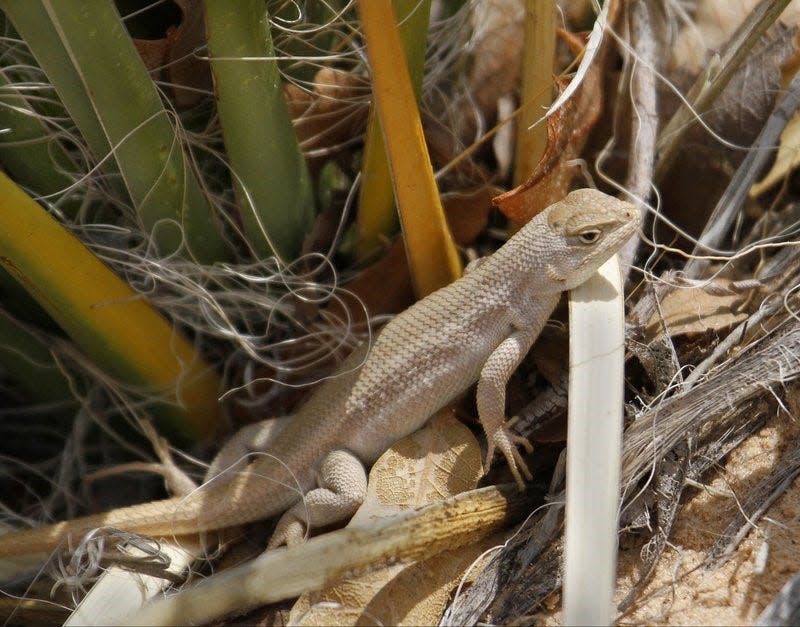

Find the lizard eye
[[577, 228, 602, 245]]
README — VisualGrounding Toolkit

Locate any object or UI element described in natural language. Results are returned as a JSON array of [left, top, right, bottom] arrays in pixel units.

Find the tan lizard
[[0, 188, 639, 557]]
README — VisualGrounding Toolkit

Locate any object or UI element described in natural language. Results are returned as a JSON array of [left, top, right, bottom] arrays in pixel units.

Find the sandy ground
[[616, 411, 800, 625], [543, 401, 800, 625]]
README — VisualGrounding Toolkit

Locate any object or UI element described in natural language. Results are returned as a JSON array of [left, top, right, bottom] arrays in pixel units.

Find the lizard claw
[[485, 420, 533, 491]]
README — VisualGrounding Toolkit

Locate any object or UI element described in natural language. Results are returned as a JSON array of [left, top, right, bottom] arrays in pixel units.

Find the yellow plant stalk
[[0, 173, 220, 437], [356, 112, 395, 262], [514, 0, 555, 186], [358, 0, 461, 297], [356, 0, 431, 261]]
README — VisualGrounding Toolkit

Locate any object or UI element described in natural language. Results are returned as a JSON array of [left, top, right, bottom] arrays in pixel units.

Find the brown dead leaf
[[670, 0, 800, 76], [659, 24, 796, 244], [492, 44, 604, 225], [644, 285, 748, 339], [133, 38, 170, 72], [164, 0, 211, 108], [443, 187, 500, 244], [285, 67, 369, 173], [469, 0, 524, 116], [353, 410, 483, 518], [128, 0, 211, 107], [288, 410, 484, 626], [751, 107, 800, 195]]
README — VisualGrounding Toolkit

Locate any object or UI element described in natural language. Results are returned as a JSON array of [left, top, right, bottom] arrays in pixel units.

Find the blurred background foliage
[[0, 0, 560, 515]]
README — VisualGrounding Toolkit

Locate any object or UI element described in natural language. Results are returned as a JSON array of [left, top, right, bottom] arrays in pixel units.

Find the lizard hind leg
[[266, 448, 367, 549], [204, 416, 292, 482]]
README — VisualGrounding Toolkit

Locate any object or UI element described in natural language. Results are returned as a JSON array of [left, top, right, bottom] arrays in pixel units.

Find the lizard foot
[[485, 423, 534, 491], [266, 449, 367, 550]]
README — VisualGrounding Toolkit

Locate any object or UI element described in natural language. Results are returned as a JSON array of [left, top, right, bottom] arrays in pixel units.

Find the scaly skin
[[0, 188, 639, 557]]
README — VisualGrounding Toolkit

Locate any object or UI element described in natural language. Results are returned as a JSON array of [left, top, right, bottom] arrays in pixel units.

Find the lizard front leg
[[477, 327, 539, 489], [266, 449, 367, 549]]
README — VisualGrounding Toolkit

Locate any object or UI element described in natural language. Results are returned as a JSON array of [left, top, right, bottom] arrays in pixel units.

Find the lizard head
[[543, 188, 640, 288]]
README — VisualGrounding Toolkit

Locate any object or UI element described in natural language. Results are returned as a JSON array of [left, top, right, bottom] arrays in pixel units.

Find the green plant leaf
[[0, 172, 222, 437], [0, 0, 230, 262], [205, 0, 315, 260]]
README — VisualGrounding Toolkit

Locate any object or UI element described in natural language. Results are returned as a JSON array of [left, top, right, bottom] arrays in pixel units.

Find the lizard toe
[[509, 445, 533, 486], [488, 426, 534, 489], [510, 431, 534, 454], [267, 514, 306, 549]]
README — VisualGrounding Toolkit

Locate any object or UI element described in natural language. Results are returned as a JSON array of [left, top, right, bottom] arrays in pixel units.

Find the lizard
[[0, 188, 639, 558]]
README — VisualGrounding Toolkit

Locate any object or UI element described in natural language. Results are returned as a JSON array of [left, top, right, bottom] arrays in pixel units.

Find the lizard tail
[[0, 495, 201, 558]]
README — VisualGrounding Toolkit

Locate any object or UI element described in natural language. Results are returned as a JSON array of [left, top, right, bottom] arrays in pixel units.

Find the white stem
[[563, 254, 625, 625]]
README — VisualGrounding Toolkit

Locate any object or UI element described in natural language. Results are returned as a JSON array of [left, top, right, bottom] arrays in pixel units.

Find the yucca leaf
[[0, 69, 79, 213], [357, 0, 460, 296], [0, 172, 221, 437], [514, 0, 555, 185], [0, 0, 230, 262], [356, 0, 431, 261], [205, 0, 315, 260], [0, 310, 73, 406]]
